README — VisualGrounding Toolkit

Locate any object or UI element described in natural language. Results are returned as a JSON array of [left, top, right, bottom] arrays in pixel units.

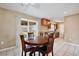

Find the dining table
[[24, 36, 49, 56]]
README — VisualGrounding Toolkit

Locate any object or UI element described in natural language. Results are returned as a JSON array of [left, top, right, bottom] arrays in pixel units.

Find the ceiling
[[0, 3, 79, 22]]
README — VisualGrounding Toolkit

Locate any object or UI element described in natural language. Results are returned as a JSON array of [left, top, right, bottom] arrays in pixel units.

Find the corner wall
[[64, 14, 79, 44]]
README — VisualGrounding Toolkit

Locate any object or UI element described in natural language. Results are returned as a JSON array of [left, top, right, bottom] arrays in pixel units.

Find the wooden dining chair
[[39, 32, 55, 56], [20, 35, 36, 56], [47, 32, 55, 56], [40, 32, 43, 36]]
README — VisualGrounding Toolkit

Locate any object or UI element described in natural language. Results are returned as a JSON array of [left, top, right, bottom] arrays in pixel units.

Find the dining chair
[[47, 32, 54, 56], [20, 35, 36, 56], [39, 32, 43, 36], [39, 32, 55, 56], [29, 35, 49, 56]]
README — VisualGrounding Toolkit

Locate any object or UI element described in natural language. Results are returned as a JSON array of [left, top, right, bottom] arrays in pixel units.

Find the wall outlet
[[1, 41, 4, 45]]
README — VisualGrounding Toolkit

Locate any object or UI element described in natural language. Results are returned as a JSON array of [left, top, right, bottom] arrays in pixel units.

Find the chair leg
[[39, 51, 46, 56], [24, 52, 26, 56], [22, 50, 23, 56], [29, 51, 32, 56], [39, 51, 40, 56], [46, 46, 48, 56], [46, 50, 48, 56], [52, 45, 53, 56], [52, 48, 53, 56], [52, 51, 53, 56], [29, 51, 36, 56], [34, 52, 35, 56], [47, 53, 48, 56]]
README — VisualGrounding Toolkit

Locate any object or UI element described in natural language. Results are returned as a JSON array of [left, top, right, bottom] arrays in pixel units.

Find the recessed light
[[64, 11, 67, 14]]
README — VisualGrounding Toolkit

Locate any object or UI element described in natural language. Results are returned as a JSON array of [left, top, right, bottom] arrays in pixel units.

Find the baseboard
[[64, 42, 79, 47], [0, 46, 16, 52]]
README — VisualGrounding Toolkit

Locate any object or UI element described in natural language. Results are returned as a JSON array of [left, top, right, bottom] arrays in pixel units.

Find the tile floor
[[0, 38, 79, 56]]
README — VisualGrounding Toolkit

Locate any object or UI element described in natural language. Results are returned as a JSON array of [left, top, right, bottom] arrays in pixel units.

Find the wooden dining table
[[24, 36, 49, 56], [25, 36, 49, 45]]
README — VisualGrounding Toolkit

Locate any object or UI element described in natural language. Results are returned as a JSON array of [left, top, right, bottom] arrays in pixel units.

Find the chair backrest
[[20, 35, 26, 50], [40, 32, 43, 36], [28, 32, 34, 40], [47, 32, 55, 53], [44, 32, 48, 37]]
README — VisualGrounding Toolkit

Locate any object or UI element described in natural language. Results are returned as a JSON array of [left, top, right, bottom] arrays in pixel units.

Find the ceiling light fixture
[[64, 11, 67, 14], [21, 3, 40, 8]]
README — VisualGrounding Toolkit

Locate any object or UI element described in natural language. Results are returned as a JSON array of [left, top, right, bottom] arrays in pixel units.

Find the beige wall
[[0, 7, 39, 50], [0, 8, 16, 49], [64, 14, 79, 44]]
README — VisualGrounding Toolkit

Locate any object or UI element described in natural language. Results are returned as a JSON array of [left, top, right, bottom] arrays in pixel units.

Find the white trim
[[64, 42, 79, 47], [0, 46, 16, 52]]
